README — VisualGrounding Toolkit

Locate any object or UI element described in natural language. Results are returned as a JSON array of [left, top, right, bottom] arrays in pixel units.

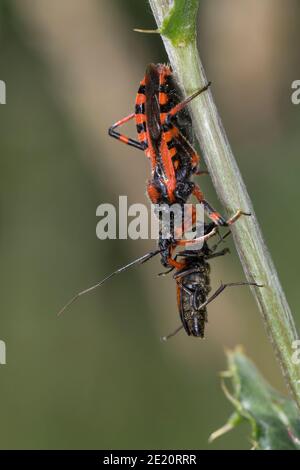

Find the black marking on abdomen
[[138, 84, 146, 94], [159, 102, 173, 114], [135, 103, 145, 114], [136, 122, 147, 134]]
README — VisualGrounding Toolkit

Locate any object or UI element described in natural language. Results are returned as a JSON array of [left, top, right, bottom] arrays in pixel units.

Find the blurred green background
[[0, 0, 299, 450]]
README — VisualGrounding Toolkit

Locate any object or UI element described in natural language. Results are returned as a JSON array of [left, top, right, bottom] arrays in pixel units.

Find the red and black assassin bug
[[58, 224, 262, 339], [108, 63, 249, 268]]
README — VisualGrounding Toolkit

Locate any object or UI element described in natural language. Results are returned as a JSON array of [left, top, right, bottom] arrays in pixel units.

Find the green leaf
[[161, 0, 200, 47], [210, 347, 300, 450]]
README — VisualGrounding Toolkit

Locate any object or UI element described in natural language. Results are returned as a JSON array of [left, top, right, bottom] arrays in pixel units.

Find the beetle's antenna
[[58, 249, 161, 316]]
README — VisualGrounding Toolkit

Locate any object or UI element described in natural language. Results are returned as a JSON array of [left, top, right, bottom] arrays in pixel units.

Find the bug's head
[[174, 181, 194, 203]]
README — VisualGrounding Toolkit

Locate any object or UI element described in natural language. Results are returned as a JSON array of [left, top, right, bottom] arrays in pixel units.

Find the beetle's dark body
[[175, 250, 211, 337], [170, 223, 229, 338]]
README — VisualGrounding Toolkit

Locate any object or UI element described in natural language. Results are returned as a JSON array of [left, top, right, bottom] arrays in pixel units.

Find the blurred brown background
[[0, 0, 299, 449]]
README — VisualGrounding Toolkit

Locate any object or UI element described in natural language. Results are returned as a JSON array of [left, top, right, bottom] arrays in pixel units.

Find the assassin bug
[[58, 225, 262, 339], [108, 63, 249, 268]]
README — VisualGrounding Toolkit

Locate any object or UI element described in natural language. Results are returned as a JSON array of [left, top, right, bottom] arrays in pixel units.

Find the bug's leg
[[192, 186, 227, 226], [174, 203, 226, 248], [164, 82, 212, 125], [176, 226, 218, 247], [173, 203, 218, 247], [157, 265, 175, 277], [165, 252, 187, 270], [174, 266, 200, 280], [225, 209, 251, 225], [195, 281, 263, 310], [193, 185, 251, 227], [108, 113, 146, 151]]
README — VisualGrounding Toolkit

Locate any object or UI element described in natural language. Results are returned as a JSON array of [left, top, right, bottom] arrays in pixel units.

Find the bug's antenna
[[58, 249, 161, 316], [160, 324, 184, 342]]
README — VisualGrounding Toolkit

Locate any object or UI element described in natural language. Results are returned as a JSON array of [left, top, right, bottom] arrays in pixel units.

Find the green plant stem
[[148, 0, 300, 408]]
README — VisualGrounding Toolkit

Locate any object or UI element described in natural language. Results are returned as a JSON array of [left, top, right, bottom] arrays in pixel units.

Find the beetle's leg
[[195, 281, 263, 311]]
